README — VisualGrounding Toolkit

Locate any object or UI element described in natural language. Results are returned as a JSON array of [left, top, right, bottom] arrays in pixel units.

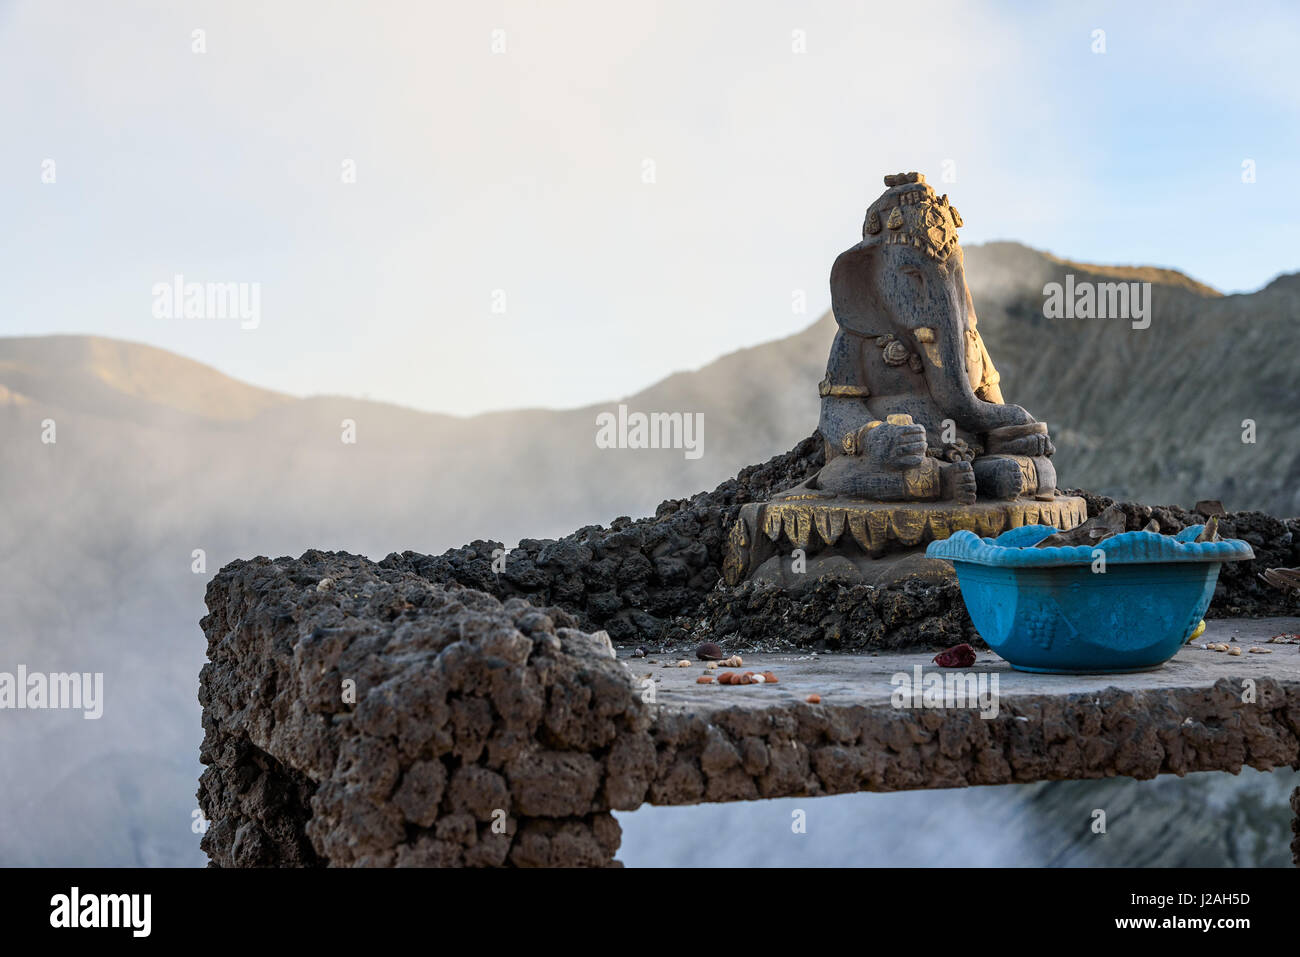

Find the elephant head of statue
[[827, 171, 1043, 440]]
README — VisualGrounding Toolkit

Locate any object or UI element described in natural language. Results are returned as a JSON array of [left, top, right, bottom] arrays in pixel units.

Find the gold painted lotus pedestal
[[723, 495, 1088, 588]]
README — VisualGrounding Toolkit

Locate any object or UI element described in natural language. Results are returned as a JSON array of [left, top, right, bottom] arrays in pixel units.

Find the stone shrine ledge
[[633, 618, 1300, 807], [196, 549, 1300, 867]]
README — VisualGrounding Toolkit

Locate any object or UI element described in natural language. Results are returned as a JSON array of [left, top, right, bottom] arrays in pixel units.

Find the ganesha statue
[[724, 172, 1087, 587]]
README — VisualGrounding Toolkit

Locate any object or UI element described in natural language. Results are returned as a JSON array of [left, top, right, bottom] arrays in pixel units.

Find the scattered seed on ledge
[[805, 694, 821, 704], [1248, 646, 1272, 654], [933, 643, 976, 668], [696, 675, 714, 684], [695, 642, 724, 660]]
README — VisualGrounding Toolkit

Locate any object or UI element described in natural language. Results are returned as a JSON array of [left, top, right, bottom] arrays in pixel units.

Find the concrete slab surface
[[634, 619, 1300, 714]]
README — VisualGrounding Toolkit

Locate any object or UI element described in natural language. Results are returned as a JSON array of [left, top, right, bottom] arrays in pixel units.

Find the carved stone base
[[723, 495, 1088, 588]]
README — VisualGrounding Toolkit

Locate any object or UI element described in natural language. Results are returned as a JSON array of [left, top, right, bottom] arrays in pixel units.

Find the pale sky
[[3, 0, 1297, 415]]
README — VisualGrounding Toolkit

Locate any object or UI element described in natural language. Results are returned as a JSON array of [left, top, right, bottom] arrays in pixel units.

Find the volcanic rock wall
[[393, 435, 1297, 653], [197, 552, 650, 867], [391, 434, 825, 644]]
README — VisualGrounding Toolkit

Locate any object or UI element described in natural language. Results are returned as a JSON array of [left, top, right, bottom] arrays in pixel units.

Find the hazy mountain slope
[[0, 335, 292, 424], [965, 243, 1300, 517], [619, 768, 1299, 868], [8, 240, 1287, 556]]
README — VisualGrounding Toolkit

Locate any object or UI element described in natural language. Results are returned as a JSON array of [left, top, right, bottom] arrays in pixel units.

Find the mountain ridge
[[1, 241, 1239, 425], [5, 240, 1295, 526]]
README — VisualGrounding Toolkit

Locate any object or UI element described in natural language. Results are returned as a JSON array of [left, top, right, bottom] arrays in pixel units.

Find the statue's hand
[[986, 421, 1055, 458], [989, 403, 1038, 428], [859, 420, 928, 471]]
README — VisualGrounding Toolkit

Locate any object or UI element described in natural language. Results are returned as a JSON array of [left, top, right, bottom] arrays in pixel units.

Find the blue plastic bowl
[[925, 523, 1254, 673]]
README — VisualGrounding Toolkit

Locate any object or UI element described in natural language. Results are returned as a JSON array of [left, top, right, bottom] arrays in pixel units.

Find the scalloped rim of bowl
[[926, 523, 1254, 568]]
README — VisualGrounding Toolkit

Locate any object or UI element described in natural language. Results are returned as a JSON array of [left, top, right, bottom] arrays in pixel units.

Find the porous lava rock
[[387, 437, 1297, 653], [198, 551, 649, 867]]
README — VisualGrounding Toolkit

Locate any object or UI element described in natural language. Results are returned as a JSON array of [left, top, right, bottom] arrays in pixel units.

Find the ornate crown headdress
[[861, 171, 963, 261]]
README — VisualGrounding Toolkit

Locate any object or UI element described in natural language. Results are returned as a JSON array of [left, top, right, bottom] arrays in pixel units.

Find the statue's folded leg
[[815, 454, 942, 501], [972, 454, 1056, 500]]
